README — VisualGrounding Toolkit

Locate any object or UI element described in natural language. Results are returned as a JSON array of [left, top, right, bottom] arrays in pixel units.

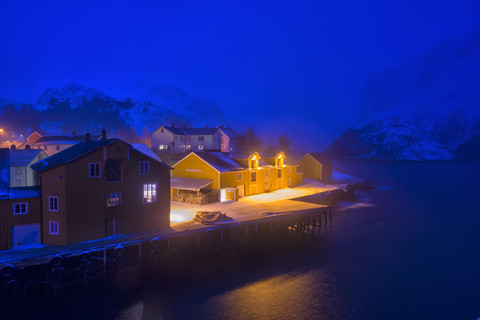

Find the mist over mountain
[[0, 83, 226, 141], [328, 32, 480, 161]]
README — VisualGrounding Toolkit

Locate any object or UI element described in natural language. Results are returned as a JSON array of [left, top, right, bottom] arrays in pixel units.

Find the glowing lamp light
[[252, 155, 257, 160]]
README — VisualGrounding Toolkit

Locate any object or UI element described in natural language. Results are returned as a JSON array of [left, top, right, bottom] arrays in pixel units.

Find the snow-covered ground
[[171, 178, 337, 229]]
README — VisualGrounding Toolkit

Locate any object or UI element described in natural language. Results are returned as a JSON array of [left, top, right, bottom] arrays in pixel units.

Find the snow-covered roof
[[193, 152, 244, 172], [131, 143, 161, 161], [9, 149, 45, 167], [34, 135, 101, 145], [170, 177, 213, 191]]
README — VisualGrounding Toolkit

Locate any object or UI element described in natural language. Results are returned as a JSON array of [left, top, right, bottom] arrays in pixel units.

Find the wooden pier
[[1, 206, 332, 304]]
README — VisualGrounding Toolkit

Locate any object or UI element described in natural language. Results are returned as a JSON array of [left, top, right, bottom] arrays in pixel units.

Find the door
[[11, 223, 40, 247]]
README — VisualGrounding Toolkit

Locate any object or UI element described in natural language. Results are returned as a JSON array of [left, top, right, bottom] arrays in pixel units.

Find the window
[[161, 128, 164, 133], [277, 169, 282, 178], [159, 145, 168, 150], [265, 170, 270, 177], [107, 192, 122, 207], [89, 162, 101, 177], [143, 184, 157, 203], [237, 172, 242, 181], [186, 144, 191, 150], [287, 167, 291, 175], [105, 159, 122, 182], [13, 202, 28, 215], [265, 181, 270, 189], [251, 171, 256, 183], [49, 196, 59, 212], [15, 168, 21, 175], [139, 161, 150, 175], [56, 145, 60, 151], [198, 145, 204, 150], [198, 136, 205, 141], [49, 221, 59, 235]]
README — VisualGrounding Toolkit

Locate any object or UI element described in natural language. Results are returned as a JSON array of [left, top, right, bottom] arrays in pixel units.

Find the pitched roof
[[193, 152, 244, 172], [305, 153, 332, 165], [34, 135, 101, 144], [31, 139, 119, 174], [131, 143, 161, 161], [0, 148, 9, 196], [219, 127, 237, 138], [160, 126, 220, 136], [9, 149, 45, 167]]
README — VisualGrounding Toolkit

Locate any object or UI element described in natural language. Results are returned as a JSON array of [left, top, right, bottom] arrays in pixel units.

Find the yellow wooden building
[[171, 151, 303, 202], [297, 153, 333, 182]]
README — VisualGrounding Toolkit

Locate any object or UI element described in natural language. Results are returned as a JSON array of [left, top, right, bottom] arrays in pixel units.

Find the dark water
[[6, 161, 480, 319]]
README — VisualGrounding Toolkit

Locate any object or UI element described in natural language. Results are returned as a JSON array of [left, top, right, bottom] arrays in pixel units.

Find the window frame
[[139, 161, 150, 175], [251, 171, 257, 183], [236, 172, 243, 181], [89, 162, 101, 178], [107, 192, 122, 207], [49, 221, 59, 235], [48, 196, 59, 212], [13, 202, 28, 215], [15, 168, 21, 175], [143, 183, 157, 203]]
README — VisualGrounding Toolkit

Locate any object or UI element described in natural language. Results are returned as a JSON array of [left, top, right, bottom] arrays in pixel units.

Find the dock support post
[[329, 207, 333, 231], [103, 248, 107, 284]]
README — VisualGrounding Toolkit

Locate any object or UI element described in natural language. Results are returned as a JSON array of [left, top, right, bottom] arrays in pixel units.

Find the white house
[[151, 125, 226, 153], [28, 131, 102, 156], [9, 148, 48, 187]]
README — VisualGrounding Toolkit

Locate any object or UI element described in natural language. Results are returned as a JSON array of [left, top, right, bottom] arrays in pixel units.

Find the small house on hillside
[[31, 136, 171, 246], [9, 147, 47, 187], [151, 125, 238, 154], [297, 153, 333, 182], [29, 131, 102, 156]]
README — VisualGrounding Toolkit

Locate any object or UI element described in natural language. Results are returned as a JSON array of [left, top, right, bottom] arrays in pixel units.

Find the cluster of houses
[[0, 126, 332, 251]]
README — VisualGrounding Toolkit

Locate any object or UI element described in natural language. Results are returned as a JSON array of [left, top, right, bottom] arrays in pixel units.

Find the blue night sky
[[1, 0, 480, 148]]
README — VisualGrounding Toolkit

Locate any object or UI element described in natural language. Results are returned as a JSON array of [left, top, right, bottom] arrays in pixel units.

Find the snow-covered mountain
[[328, 31, 480, 161], [0, 83, 226, 141], [326, 118, 453, 161]]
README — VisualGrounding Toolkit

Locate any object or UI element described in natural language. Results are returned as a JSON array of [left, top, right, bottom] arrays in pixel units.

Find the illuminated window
[[143, 184, 157, 203], [237, 172, 242, 181], [159, 145, 168, 150], [49, 221, 59, 235], [107, 192, 122, 207], [198, 145, 204, 150], [89, 162, 101, 177], [186, 145, 191, 150], [48, 196, 59, 212], [277, 169, 282, 178], [251, 171, 256, 183], [139, 161, 150, 175], [13, 202, 28, 215]]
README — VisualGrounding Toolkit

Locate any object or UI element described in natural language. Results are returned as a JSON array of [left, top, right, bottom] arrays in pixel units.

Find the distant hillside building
[[9, 147, 47, 187], [151, 125, 237, 154], [297, 153, 333, 182], [28, 131, 102, 156], [31, 136, 171, 246], [0, 148, 42, 250]]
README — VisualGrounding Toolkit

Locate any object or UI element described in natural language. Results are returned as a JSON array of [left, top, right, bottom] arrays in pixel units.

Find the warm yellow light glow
[[170, 209, 195, 223], [0, 128, 3, 133], [252, 155, 257, 160]]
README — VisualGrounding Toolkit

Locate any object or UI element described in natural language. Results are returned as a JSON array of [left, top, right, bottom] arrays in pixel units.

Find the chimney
[[72, 132, 76, 136], [25, 144, 31, 150], [85, 133, 91, 142], [228, 125, 231, 129], [10, 144, 16, 150], [171, 124, 175, 128], [221, 125, 224, 128], [101, 128, 106, 140], [206, 124, 209, 128]]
